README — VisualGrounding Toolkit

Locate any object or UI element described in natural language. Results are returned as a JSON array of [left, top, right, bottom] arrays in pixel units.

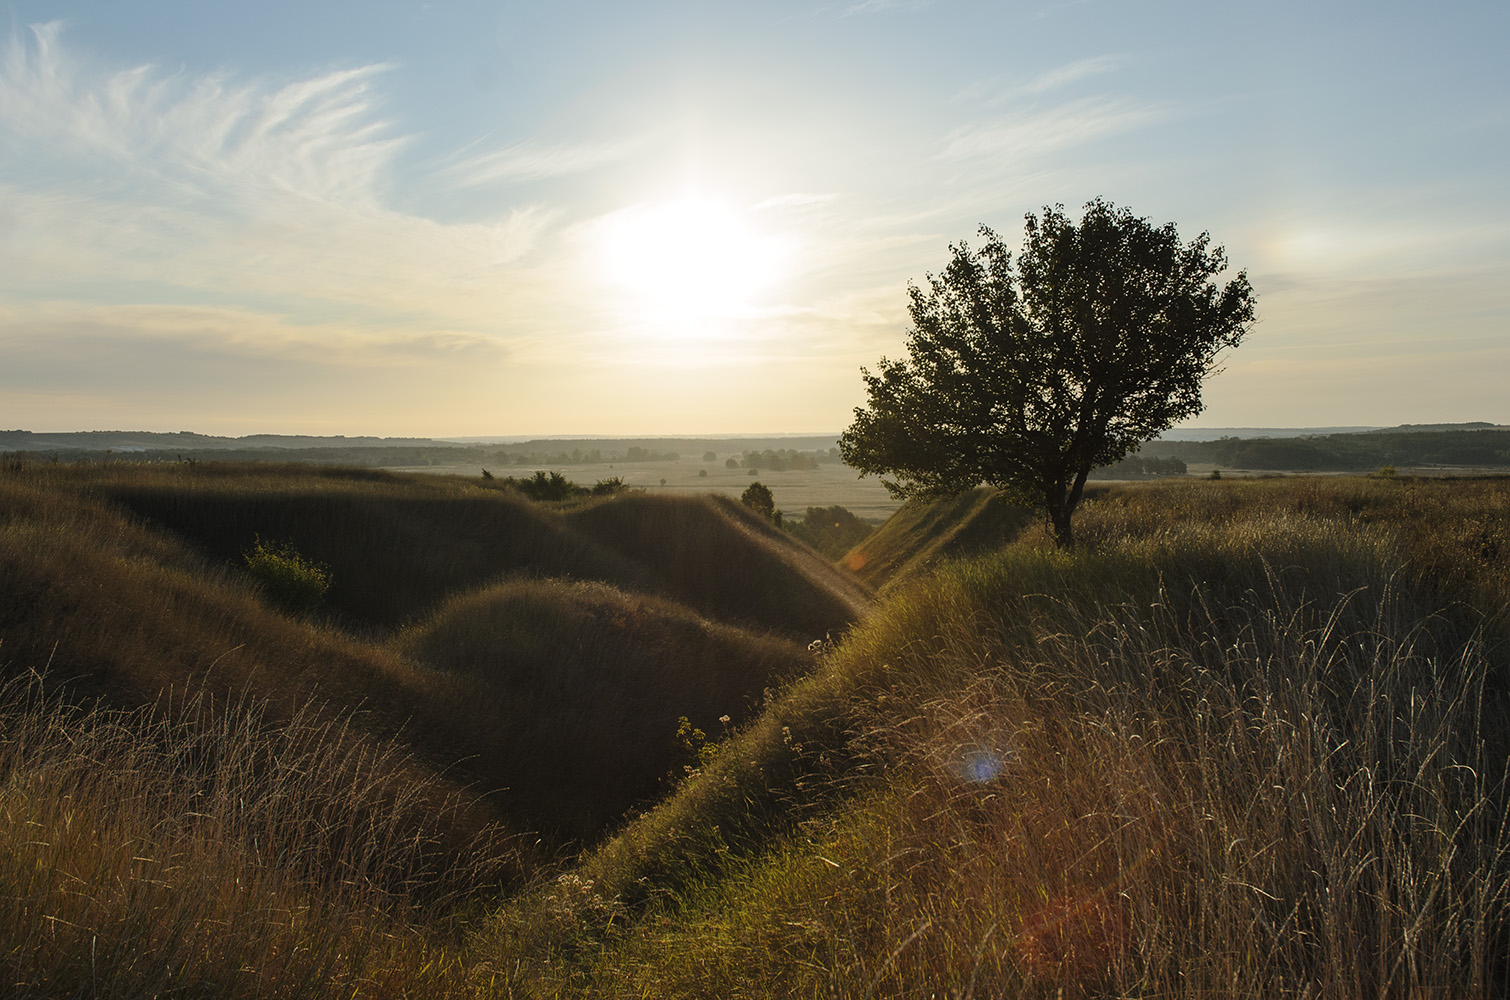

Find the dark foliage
[[741, 481, 776, 519], [840, 199, 1255, 546], [785, 505, 875, 560]]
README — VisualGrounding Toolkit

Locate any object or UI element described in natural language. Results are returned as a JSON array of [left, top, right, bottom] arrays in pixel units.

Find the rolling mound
[[394, 578, 812, 837], [102, 473, 651, 631], [95, 465, 867, 637], [566, 492, 871, 639], [840, 485, 1041, 590], [0, 463, 867, 843]]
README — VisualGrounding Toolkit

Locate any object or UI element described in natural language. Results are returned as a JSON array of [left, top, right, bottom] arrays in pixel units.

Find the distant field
[[386, 457, 908, 522], [390, 457, 1497, 519]]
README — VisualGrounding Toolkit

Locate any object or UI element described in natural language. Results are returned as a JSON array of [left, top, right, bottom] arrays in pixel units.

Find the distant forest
[[0, 431, 843, 469], [4, 427, 1509, 474], [1140, 426, 1510, 471]]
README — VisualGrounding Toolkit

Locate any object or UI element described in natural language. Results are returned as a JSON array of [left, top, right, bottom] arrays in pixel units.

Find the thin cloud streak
[[955, 54, 1127, 104], [937, 96, 1172, 162], [443, 135, 649, 187], [841, 0, 937, 14], [0, 24, 572, 350], [2, 22, 403, 205], [1025, 55, 1126, 94], [754, 192, 838, 211]]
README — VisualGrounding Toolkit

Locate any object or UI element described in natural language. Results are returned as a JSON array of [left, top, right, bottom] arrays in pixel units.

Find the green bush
[[740, 481, 775, 519], [786, 504, 875, 560], [242, 536, 330, 615]]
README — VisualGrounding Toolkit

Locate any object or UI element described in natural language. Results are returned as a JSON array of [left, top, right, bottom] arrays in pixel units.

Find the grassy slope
[[567, 492, 871, 639], [0, 463, 864, 813], [491, 475, 1510, 998], [394, 578, 811, 837], [7, 467, 1510, 997], [92, 464, 866, 638], [841, 485, 1043, 591], [0, 462, 874, 995]]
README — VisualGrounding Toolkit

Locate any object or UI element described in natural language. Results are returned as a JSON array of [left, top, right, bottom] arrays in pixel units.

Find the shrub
[[786, 504, 875, 560], [511, 470, 577, 501], [741, 481, 775, 519], [242, 536, 330, 615]]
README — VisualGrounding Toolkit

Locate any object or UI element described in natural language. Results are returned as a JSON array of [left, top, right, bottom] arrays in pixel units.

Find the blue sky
[[2, 0, 1505, 435]]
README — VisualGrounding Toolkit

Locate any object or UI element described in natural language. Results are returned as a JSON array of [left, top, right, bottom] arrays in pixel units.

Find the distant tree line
[[785, 505, 875, 560], [731, 449, 825, 472], [737, 480, 875, 560], [1089, 455, 1188, 479], [0, 444, 682, 469], [1142, 428, 1510, 471], [489, 471, 629, 501]]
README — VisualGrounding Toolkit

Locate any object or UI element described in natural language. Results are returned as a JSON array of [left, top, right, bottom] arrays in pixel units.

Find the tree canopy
[[740, 481, 775, 520], [839, 199, 1256, 547]]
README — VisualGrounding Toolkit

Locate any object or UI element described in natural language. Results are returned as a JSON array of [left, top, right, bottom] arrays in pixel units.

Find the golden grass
[[0, 463, 867, 840], [6, 466, 1510, 997], [0, 674, 518, 998], [840, 485, 1040, 591], [500, 478, 1510, 998]]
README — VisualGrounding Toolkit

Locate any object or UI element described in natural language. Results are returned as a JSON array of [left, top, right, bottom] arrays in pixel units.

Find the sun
[[596, 198, 786, 328]]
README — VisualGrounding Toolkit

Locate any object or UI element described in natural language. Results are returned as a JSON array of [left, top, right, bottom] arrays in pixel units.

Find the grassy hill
[[4, 464, 1509, 997], [0, 462, 867, 831], [840, 485, 1044, 591]]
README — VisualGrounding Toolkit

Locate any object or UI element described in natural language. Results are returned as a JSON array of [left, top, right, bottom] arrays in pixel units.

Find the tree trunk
[[1047, 464, 1092, 548], [1046, 495, 1075, 548]]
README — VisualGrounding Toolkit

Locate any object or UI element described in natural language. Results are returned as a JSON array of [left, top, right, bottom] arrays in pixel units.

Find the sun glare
[[597, 199, 787, 329]]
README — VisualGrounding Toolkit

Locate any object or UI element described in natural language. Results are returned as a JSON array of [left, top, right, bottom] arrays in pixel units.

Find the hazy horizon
[[3, 2, 1506, 436], [9, 422, 1506, 448]]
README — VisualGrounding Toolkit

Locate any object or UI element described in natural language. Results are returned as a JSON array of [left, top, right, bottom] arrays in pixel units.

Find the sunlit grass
[[500, 480, 1510, 997], [4, 465, 1509, 997], [0, 675, 517, 998]]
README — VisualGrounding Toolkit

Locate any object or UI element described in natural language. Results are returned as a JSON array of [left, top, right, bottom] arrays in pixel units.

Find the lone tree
[[839, 199, 1255, 547], [740, 480, 775, 520]]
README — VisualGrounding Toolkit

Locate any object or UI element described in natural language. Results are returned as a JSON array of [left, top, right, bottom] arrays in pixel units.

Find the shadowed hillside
[[567, 492, 871, 639], [86, 463, 866, 638], [0, 463, 866, 843], [395, 579, 811, 836], [840, 486, 1042, 590]]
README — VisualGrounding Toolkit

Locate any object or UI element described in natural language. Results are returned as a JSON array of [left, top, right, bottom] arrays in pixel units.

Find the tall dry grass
[[1, 463, 866, 845], [506, 488, 1510, 998], [7, 465, 1508, 997], [0, 673, 520, 999]]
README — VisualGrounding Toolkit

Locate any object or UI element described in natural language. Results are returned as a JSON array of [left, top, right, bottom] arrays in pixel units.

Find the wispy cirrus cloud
[[839, 0, 938, 15], [753, 192, 838, 211], [1, 22, 404, 206], [954, 54, 1127, 105], [442, 135, 649, 188], [1023, 54, 1126, 94], [937, 96, 1171, 162], [0, 23, 574, 348]]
